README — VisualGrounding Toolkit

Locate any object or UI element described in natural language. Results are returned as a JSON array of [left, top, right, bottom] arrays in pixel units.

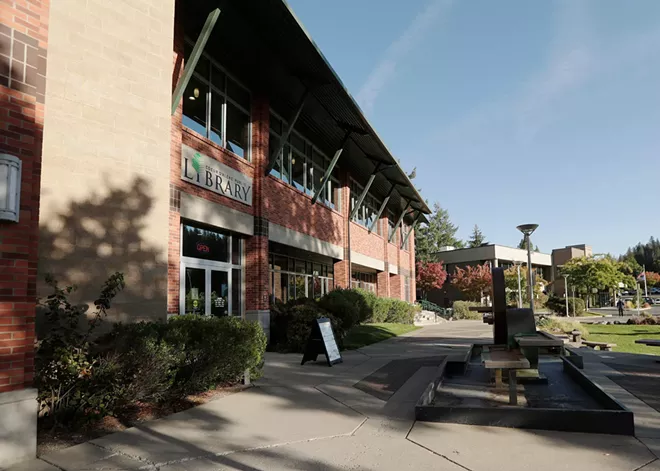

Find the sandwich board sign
[[301, 317, 342, 366]]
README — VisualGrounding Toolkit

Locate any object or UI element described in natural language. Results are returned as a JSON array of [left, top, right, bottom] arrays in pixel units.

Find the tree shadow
[[37, 176, 168, 331]]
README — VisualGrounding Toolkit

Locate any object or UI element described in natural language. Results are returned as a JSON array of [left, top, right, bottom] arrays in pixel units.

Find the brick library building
[[0, 0, 430, 464]]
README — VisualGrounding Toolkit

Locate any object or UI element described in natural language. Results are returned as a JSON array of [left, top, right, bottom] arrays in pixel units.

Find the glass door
[[210, 270, 229, 317], [184, 267, 206, 315]]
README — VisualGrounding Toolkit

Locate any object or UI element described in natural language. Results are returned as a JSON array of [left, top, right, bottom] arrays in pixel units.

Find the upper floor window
[[401, 222, 411, 251], [350, 179, 382, 236], [387, 210, 397, 242], [182, 39, 251, 160], [268, 111, 340, 210], [351, 271, 377, 292]]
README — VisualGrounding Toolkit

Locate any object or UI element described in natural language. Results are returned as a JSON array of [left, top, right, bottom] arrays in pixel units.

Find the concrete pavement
[[6, 321, 660, 471]]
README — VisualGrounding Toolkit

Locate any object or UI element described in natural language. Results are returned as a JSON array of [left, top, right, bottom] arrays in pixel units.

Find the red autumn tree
[[645, 271, 660, 287], [416, 261, 447, 299], [451, 263, 492, 301]]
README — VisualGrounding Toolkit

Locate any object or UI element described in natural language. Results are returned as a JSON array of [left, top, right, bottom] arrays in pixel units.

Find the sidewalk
[[6, 321, 660, 471]]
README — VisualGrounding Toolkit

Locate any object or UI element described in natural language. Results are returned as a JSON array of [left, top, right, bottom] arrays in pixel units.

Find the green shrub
[[536, 316, 589, 339], [319, 290, 361, 330], [164, 315, 266, 395], [546, 296, 586, 316], [452, 301, 482, 320], [385, 299, 417, 324], [370, 297, 391, 323]]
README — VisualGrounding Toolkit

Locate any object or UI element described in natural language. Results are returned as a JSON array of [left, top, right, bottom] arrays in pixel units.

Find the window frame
[[268, 109, 340, 211], [350, 178, 383, 236], [183, 37, 252, 161]]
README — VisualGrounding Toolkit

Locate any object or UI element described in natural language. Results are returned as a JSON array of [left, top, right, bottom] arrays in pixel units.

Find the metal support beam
[[368, 185, 396, 234], [264, 89, 309, 176], [349, 163, 381, 221], [171, 9, 221, 115], [311, 130, 351, 205], [389, 201, 411, 243], [401, 211, 421, 249]]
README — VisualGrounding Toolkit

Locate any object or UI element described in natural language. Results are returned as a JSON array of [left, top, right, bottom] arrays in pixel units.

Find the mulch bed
[[37, 384, 250, 456]]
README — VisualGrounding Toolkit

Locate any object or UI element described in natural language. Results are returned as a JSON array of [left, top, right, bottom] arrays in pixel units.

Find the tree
[[504, 265, 547, 306], [622, 237, 660, 273], [415, 202, 463, 262], [416, 261, 447, 300], [517, 238, 540, 252], [451, 263, 492, 302], [560, 256, 635, 303], [468, 225, 486, 248], [645, 271, 660, 288]]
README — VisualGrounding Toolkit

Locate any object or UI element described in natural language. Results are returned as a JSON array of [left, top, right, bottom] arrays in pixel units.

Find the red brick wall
[[0, 0, 49, 393], [350, 221, 385, 261]]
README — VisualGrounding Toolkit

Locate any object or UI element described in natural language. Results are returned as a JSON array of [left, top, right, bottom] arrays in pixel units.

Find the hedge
[[270, 289, 420, 352], [452, 301, 482, 320], [546, 295, 586, 316]]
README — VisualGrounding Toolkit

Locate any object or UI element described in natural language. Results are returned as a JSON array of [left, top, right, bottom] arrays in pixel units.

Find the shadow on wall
[[38, 176, 168, 329]]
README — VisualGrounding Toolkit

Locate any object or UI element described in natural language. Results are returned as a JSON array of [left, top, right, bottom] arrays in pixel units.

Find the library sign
[[181, 144, 253, 206]]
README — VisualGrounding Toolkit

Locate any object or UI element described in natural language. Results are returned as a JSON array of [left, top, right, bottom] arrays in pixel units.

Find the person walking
[[617, 298, 625, 317]]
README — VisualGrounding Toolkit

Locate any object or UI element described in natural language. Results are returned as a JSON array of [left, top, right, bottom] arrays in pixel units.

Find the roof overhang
[[181, 0, 431, 223]]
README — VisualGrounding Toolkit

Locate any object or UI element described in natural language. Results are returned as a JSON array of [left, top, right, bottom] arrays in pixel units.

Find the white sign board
[[318, 320, 341, 363], [181, 144, 253, 206]]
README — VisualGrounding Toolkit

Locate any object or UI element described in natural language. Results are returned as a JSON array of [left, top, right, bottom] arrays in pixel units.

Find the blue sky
[[286, 0, 660, 256]]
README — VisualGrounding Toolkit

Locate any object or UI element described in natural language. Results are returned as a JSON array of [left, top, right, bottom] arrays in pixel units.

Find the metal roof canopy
[[181, 0, 431, 223]]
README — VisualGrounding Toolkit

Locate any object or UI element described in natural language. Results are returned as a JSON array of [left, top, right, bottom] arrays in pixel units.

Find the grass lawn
[[586, 324, 660, 355], [343, 323, 420, 350]]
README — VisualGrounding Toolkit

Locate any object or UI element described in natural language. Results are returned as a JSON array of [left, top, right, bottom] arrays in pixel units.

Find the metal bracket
[[349, 163, 382, 221], [401, 211, 421, 249], [171, 9, 221, 115], [389, 200, 411, 243], [265, 89, 309, 176], [368, 184, 397, 234], [311, 130, 351, 205]]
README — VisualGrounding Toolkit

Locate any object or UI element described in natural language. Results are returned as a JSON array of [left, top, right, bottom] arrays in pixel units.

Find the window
[[388, 210, 397, 242], [182, 39, 251, 160], [268, 110, 340, 210], [350, 179, 382, 235], [401, 222, 411, 251], [351, 271, 377, 292], [269, 253, 334, 303]]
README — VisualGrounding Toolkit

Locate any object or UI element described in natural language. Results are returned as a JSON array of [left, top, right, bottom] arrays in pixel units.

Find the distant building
[[427, 245, 552, 307], [551, 245, 593, 297]]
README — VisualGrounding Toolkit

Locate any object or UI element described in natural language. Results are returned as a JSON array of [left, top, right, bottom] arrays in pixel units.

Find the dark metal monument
[[415, 267, 635, 435]]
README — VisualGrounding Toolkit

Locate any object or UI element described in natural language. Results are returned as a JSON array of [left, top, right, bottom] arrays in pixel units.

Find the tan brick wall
[[39, 0, 175, 322]]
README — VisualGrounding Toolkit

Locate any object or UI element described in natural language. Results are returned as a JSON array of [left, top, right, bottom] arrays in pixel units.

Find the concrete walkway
[[6, 321, 660, 471]]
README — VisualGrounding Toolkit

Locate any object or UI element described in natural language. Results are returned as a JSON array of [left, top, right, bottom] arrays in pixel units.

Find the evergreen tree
[[468, 224, 486, 248], [415, 202, 463, 262]]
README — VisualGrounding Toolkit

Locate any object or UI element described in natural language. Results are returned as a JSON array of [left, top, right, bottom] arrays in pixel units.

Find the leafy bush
[[318, 289, 361, 330], [452, 301, 482, 320], [36, 274, 267, 426], [36, 273, 125, 423], [546, 296, 586, 316], [385, 299, 418, 324], [536, 316, 589, 339]]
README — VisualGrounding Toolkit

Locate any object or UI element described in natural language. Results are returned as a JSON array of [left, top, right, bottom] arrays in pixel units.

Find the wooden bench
[[583, 341, 616, 351], [570, 330, 582, 343], [482, 348, 530, 405]]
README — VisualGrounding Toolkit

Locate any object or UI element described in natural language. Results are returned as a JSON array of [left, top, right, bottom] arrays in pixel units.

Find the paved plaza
[[7, 321, 660, 471]]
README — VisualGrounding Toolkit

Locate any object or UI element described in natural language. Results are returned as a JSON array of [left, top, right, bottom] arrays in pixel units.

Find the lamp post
[[516, 224, 539, 313], [563, 274, 570, 317]]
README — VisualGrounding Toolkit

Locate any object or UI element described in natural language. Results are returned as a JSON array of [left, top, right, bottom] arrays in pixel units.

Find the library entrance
[[179, 222, 243, 317]]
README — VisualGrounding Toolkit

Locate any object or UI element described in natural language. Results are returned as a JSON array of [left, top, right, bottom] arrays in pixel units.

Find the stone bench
[[570, 330, 582, 343], [583, 341, 616, 351]]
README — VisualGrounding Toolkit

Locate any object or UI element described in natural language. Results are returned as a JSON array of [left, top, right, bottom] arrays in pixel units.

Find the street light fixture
[[512, 260, 523, 308], [516, 224, 539, 313], [563, 274, 570, 317]]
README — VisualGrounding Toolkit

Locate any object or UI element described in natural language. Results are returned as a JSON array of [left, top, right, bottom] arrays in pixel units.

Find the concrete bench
[[583, 341, 616, 351], [570, 330, 582, 343], [482, 347, 530, 405]]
